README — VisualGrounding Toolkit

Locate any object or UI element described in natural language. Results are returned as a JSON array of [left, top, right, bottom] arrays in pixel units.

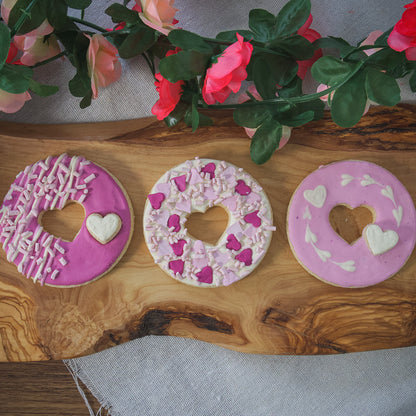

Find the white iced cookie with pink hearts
[[287, 160, 416, 288], [143, 158, 275, 287], [0, 154, 134, 287]]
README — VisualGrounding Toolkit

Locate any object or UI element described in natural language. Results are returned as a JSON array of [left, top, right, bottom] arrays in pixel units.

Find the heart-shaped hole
[[38, 201, 85, 242], [329, 204, 375, 245], [186, 206, 229, 245]]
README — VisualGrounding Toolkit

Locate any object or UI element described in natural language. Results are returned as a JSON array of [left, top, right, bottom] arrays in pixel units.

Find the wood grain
[[1, 104, 416, 361]]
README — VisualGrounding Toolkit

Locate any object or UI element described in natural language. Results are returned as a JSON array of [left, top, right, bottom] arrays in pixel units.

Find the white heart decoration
[[303, 185, 327, 208], [364, 224, 399, 256], [86, 213, 122, 244]]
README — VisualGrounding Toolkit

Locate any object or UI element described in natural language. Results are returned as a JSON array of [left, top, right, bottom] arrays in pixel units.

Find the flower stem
[[10, 0, 39, 38], [31, 51, 67, 68], [69, 17, 107, 33]]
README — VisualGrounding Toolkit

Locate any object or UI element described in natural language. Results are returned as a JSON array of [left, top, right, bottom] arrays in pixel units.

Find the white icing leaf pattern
[[393, 206, 403, 227], [341, 174, 354, 186], [360, 174, 376, 187], [305, 224, 317, 243], [337, 260, 356, 272], [303, 206, 312, 220], [381, 185, 396, 205], [315, 247, 331, 262]]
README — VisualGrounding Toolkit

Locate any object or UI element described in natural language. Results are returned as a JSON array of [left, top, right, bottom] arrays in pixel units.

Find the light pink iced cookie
[[0, 154, 134, 287], [287, 160, 416, 288], [143, 158, 275, 287]]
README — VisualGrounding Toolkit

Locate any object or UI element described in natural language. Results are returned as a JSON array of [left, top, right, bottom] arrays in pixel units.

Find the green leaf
[[80, 91, 92, 109], [0, 23, 11, 70], [216, 30, 253, 43], [29, 79, 59, 96], [0, 64, 32, 93], [271, 34, 315, 60], [168, 30, 213, 54], [159, 50, 209, 82], [191, 95, 199, 132], [331, 71, 367, 128], [409, 70, 416, 93], [250, 119, 282, 164], [164, 102, 188, 127], [252, 56, 277, 99], [249, 9, 276, 42], [365, 67, 400, 106], [365, 48, 406, 74], [68, 70, 91, 97], [47, 0, 69, 30], [233, 103, 272, 128], [8, 0, 48, 34], [118, 27, 156, 59], [374, 27, 393, 47], [276, 76, 302, 98], [295, 99, 325, 121], [274, 0, 311, 38], [311, 56, 357, 86], [198, 113, 213, 127], [65, 0, 92, 9], [105, 3, 140, 24], [313, 37, 353, 56], [278, 110, 314, 127]]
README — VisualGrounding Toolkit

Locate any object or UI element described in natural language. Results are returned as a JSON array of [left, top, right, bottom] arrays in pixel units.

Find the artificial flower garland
[[0, 0, 415, 164]]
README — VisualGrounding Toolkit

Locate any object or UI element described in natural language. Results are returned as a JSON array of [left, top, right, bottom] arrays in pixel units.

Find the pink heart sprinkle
[[226, 234, 241, 251], [167, 214, 181, 232], [235, 248, 253, 266], [148, 193, 165, 209], [169, 259, 184, 275], [244, 210, 261, 227], [196, 266, 213, 284], [172, 175, 187, 192], [235, 179, 251, 196], [201, 162, 216, 179], [170, 239, 186, 256], [189, 168, 203, 185], [221, 196, 237, 212]]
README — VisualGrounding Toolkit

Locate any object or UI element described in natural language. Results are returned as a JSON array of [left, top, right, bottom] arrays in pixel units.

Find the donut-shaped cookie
[[143, 158, 275, 287], [0, 154, 134, 287], [287, 160, 416, 287]]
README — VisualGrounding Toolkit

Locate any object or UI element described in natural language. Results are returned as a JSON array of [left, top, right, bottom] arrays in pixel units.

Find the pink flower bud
[[137, 0, 179, 36]]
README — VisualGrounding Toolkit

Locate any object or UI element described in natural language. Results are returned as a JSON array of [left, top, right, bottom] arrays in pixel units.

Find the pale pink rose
[[13, 21, 61, 66], [318, 83, 371, 114], [136, 0, 179, 36], [86, 34, 122, 99], [238, 85, 291, 149], [0, 0, 16, 24], [360, 30, 384, 56], [0, 89, 31, 113]]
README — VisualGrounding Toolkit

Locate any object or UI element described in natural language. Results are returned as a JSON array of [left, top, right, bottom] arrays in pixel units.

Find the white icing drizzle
[[0, 154, 96, 285], [340, 173, 403, 227]]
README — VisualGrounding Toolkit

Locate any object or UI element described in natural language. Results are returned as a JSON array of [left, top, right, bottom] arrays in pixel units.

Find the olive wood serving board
[[1, 105, 416, 362]]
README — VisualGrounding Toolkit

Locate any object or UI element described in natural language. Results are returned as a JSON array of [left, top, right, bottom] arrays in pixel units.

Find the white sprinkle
[[83, 189, 88, 194], [78, 194, 86, 204], [58, 173, 65, 184], [59, 257, 67, 266], [39, 161, 48, 170], [46, 267, 52, 273], [83, 173, 96, 183], [76, 184, 86, 190], [59, 163, 69, 174], [54, 242, 65, 254], [35, 243, 40, 252], [51, 269, 59, 280], [80, 160, 90, 166]]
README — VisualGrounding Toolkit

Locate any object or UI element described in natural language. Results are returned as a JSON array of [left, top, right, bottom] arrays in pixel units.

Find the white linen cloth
[[1, 1, 416, 415]]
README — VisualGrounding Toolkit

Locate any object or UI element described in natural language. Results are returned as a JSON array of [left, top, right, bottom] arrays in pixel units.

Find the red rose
[[388, 0, 416, 60], [296, 14, 322, 80], [151, 49, 185, 120], [202, 33, 253, 105]]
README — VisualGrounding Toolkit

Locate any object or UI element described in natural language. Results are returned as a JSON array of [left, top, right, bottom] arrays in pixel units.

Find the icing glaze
[[143, 158, 275, 287], [0, 154, 133, 287], [287, 160, 416, 287]]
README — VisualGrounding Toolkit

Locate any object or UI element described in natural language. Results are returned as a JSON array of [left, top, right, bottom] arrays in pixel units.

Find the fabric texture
[[2, 1, 416, 415]]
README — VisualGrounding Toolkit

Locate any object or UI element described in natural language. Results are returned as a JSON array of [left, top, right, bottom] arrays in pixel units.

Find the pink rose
[[388, 1, 416, 60], [136, 0, 179, 36], [86, 34, 122, 100], [0, 89, 31, 113], [296, 15, 322, 80], [151, 49, 184, 120], [238, 85, 291, 149], [202, 33, 253, 105]]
